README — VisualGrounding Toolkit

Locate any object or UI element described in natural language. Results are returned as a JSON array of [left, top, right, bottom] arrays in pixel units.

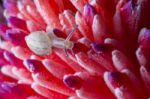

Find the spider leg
[[66, 24, 78, 41], [64, 47, 69, 57], [64, 24, 78, 57]]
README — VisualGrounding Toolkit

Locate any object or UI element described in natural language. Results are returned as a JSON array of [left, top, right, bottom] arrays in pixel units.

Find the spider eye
[[25, 31, 52, 55]]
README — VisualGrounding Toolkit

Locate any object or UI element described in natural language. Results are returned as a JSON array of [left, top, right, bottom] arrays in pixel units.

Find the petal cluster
[[0, 0, 150, 99]]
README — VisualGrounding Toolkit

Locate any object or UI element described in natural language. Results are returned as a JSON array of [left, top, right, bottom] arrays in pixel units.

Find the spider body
[[25, 30, 74, 56]]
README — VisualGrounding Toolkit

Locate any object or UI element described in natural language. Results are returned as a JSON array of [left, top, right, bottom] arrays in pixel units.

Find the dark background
[[0, 0, 5, 24]]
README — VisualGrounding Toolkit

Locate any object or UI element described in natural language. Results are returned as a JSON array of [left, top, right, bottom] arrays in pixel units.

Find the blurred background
[[0, 0, 6, 24]]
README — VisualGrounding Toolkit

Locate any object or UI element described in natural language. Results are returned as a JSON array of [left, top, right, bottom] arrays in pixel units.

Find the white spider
[[25, 25, 78, 56]]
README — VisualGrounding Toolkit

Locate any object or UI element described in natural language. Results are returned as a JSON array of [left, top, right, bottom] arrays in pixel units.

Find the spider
[[25, 25, 78, 56]]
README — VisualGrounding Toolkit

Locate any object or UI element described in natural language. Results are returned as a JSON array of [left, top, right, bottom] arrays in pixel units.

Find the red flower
[[0, 0, 150, 99]]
